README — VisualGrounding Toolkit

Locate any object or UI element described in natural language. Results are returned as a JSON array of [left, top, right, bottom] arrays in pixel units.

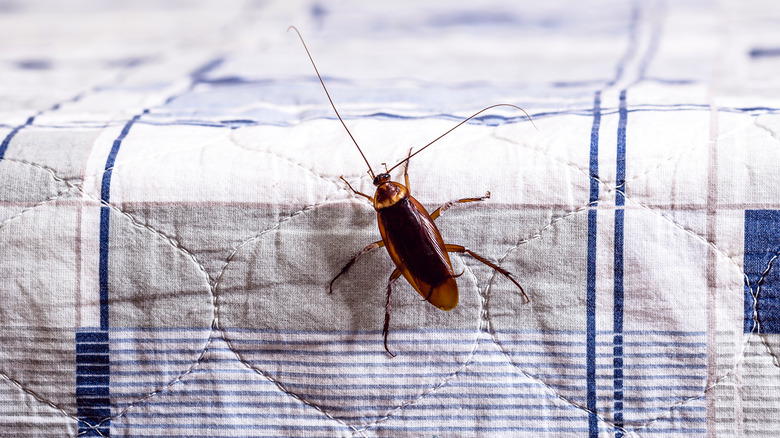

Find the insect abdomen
[[377, 195, 458, 310]]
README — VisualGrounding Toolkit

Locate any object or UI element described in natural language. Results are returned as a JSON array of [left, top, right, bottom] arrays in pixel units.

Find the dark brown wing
[[377, 195, 458, 311]]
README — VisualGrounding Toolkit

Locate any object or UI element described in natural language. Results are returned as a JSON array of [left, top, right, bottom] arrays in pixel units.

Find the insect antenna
[[288, 25, 376, 179], [386, 103, 538, 174]]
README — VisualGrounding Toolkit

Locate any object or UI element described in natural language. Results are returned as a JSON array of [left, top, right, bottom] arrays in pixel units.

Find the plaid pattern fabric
[[1, 0, 780, 436]]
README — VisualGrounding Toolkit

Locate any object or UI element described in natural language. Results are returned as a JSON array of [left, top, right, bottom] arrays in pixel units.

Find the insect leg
[[403, 148, 413, 189], [430, 192, 491, 221], [383, 268, 403, 357], [329, 240, 384, 293], [339, 176, 374, 202], [445, 244, 529, 303]]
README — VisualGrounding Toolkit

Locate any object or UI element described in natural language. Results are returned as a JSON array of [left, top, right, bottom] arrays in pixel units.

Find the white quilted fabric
[[1, 1, 780, 437]]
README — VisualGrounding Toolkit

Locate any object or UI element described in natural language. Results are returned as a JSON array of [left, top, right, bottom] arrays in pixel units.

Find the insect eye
[[373, 173, 391, 186]]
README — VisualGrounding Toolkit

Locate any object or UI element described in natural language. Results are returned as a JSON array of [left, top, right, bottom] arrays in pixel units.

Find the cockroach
[[288, 26, 533, 356]]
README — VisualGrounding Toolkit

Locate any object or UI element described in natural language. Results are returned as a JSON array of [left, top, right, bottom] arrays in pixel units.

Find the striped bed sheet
[[1, 0, 780, 437]]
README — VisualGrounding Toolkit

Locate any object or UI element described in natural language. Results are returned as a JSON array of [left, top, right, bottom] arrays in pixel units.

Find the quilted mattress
[[1, 0, 780, 437]]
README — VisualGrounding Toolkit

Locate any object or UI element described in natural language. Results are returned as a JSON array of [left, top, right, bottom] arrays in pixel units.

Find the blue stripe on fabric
[[112, 380, 570, 391], [113, 369, 701, 381], [77, 407, 111, 418], [210, 337, 587, 347], [107, 346, 600, 357], [126, 400, 703, 412], [607, 3, 640, 87], [613, 213, 625, 332], [188, 57, 225, 82], [0, 116, 35, 160], [98, 109, 147, 331], [76, 331, 114, 342], [77, 375, 110, 386], [126, 400, 582, 412], [222, 327, 480, 335], [108, 327, 705, 335], [111, 425, 593, 434], [601, 329, 706, 336], [100, 433, 674, 438], [76, 330, 108, 345], [117, 410, 707, 422], [110, 378, 704, 393], [586, 90, 602, 438], [76, 386, 111, 396], [118, 412, 589, 422], [108, 346, 705, 359], [16, 101, 778, 133], [77, 365, 110, 375], [101, 110, 147, 201], [76, 342, 110, 354], [613, 88, 628, 438], [106, 357, 706, 370], [0, 91, 91, 158], [744, 210, 780, 333], [77, 397, 110, 405], [75, 354, 110, 365], [112, 390, 571, 402], [749, 47, 780, 58], [80, 109, 146, 437], [98, 206, 110, 330], [76, 329, 110, 437]]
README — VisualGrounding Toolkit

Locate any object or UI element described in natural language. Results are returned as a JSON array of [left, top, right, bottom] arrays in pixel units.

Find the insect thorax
[[373, 181, 409, 211]]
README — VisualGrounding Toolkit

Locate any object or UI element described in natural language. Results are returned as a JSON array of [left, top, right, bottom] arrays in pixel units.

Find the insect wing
[[377, 195, 459, 311]]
